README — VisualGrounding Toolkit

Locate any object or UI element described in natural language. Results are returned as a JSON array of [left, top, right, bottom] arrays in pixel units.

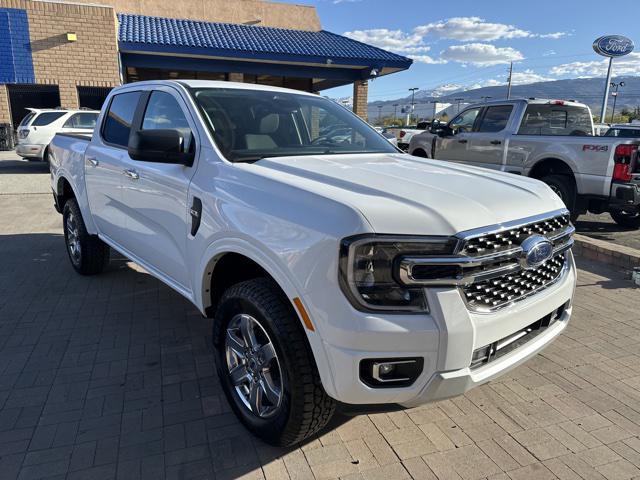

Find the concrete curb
[[573, 234, 640, 269]]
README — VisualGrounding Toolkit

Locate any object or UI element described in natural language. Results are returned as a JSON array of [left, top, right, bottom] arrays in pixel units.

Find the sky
[[280, 0, 640, 101]]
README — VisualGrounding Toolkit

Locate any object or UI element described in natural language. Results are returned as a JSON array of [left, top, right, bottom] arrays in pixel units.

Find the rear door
[[433, 107, 482, 162], [466, 105, 513, 170], [85, 90, 143, 245], [117, 85, 198, 292]]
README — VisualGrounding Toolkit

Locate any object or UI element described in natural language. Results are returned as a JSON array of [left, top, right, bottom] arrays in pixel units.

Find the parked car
[[409, 99, 640, 227], [49, 81, 576, 446], [16, 108, 99, 162], [398, 120, 430, 151], [605, 123, 640, 138]]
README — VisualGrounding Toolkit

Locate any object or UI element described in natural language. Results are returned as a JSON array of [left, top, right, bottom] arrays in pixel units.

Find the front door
[[85, 90, 142, 246], [434, 107, 482, 163], [466, 105, 513, 170], [118, 86, 198, 292]]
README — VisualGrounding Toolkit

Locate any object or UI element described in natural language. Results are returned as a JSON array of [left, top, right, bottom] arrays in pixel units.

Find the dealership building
[[0, 0, 412, 129]]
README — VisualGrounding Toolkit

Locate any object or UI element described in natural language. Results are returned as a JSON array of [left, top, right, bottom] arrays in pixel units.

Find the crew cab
[[16, 108, 99, 162], [409, 99, 640, 227], [49, 81, 576, 446]]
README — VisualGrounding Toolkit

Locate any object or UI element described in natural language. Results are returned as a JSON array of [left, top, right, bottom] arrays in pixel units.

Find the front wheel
[[610, 210, 640, 229], [63, 198, 110, 275], [213, 278, 335, 446]]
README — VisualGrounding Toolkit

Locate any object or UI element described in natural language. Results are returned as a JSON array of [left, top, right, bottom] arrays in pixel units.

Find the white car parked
[[16, 108, 99, 161], [49, 81, 576, 446]]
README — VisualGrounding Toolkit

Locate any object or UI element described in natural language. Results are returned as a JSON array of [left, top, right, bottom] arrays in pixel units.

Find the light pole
[[408, 88, 419, 125], [429, 100, 438, 120], [454, 98, 464, 114], [392, 103, 399, 123], [377, 105, 383, 124], [609, 81, 625, 123]]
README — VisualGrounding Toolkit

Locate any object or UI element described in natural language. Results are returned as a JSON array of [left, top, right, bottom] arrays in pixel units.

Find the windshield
[[605, 128, 640, 138], [191, 88, 397, 162]]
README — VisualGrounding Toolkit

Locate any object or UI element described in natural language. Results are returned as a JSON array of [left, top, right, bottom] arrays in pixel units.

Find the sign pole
[[600, 57, 613, 123]]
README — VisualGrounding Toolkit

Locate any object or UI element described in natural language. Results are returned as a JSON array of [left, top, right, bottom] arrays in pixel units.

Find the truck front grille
[[397, 210, 574, 313], [461, 213, 570, 256], [462, 254, 566, 310]]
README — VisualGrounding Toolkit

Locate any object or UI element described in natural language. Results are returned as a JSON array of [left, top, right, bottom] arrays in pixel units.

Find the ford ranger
[[408, 99, 640, 227], [49, 81, 576, 446]]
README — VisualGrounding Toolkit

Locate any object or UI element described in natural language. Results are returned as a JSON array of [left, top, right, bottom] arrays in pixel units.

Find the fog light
[[470, 345, 493, 368], [359, 357, 424, 388]]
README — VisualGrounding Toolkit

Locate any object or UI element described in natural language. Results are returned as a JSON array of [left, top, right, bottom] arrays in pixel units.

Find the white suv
[[16, 108, 99, 161]]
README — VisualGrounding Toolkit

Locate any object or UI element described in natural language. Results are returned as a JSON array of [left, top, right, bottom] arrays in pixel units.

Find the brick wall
[[0, 0, 121, 124], [352, 80, 368, 121], [0, 85, 9, 127]]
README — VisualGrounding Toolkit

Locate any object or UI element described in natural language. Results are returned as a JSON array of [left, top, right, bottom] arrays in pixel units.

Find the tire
[[62, 198, 110, 275], [610, 210, 640, 229], [213, 278, 335, 446], [541, 174, 578, 221]]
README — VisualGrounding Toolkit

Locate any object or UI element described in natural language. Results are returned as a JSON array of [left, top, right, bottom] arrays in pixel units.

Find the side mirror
[[128, 129, 194, 166]]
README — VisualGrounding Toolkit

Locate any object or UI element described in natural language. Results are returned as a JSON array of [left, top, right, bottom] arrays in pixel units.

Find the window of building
[[102, 91, 141, 147], [478, 106, 513, 133]]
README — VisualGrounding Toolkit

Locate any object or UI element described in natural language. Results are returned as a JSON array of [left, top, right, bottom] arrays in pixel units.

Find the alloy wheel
[[66, 212, 81, 265], [225, 313, 283, 418]]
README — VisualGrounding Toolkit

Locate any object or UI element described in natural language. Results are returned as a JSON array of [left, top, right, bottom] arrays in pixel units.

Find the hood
[[244, 153, 566, 236]]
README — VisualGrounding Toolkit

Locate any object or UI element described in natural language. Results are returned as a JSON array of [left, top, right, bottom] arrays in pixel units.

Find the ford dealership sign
[[593, 35, 635, 57]]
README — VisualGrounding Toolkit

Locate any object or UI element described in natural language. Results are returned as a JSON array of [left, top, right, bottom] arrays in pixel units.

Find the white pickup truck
[[49, 81, 576, 446], [409, 99, 640, 227]]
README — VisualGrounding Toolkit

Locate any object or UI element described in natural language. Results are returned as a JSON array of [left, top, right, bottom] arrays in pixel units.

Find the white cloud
[[549, 53, 640, 77], [416, 17, 530, 41], [441, 43, 524, 66], [414, 17, 568, 42], [343, 28, 424, 53], [343, 28, 446, 63]]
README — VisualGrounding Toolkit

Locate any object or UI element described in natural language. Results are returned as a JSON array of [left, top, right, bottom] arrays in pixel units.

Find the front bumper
[[15, 144, 46, 159], [312, 252, 576, 406]]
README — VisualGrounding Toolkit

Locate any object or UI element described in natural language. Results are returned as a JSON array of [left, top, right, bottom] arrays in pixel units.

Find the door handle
[[490, 140, 502, 145], [86, 157, 99, 167], [123, 169, 139, 180], [458, 139, 468, 144]]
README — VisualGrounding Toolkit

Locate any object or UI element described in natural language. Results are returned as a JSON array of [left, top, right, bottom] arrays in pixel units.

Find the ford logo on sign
[[593, 35, 635, 57], [520, 235, 554, 270]]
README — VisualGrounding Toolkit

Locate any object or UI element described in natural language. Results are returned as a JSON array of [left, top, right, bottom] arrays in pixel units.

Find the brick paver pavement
[[1, 154, 640, 479]]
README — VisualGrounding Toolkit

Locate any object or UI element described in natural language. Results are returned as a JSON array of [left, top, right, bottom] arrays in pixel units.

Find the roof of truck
[[123, 79, 321, 97], [467, 98, 588, 109]]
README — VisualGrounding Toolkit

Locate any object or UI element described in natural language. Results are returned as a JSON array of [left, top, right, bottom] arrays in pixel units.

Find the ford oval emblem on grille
[[520, 235, 553, 270]]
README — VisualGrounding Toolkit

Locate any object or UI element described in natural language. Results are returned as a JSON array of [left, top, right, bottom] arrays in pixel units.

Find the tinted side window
[[518, 105, 593, 136], [19, 112, 36, 127], [63, 113, 98, 129], [478, 106, 513, 133], [32, 112, 66, 126], [450, 108, 481, 133], [142, 91, 193, 153], [102, 92, 141, 147]]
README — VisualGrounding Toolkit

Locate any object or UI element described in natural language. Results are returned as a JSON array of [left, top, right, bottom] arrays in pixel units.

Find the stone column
[[352, 80, 368, 121], [0, 85, 10, 126]]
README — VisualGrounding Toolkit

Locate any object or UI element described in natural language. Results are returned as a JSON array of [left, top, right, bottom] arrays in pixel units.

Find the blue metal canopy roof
[[117, 13, 412, 70]]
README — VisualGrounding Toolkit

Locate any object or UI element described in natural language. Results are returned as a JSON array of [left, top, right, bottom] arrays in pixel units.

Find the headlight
[[339, 235, 457, 313]]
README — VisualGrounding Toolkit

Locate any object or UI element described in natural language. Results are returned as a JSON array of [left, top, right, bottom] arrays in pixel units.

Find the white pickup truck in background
[[49, 81, 576, 446], [409, 99, 640, 227]]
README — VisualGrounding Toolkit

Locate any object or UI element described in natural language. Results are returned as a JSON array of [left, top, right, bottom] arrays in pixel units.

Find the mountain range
[[366, 76, 640, 121]]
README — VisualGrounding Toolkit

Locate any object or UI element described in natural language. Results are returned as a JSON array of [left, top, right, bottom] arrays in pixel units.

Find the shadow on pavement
[[0, 158, 49, 174], [0, 232, 353, 478], [574, 255, 637, 290]]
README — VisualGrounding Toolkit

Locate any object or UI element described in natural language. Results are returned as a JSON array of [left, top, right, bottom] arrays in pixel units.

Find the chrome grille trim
[[396, 209, 574, 312]]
